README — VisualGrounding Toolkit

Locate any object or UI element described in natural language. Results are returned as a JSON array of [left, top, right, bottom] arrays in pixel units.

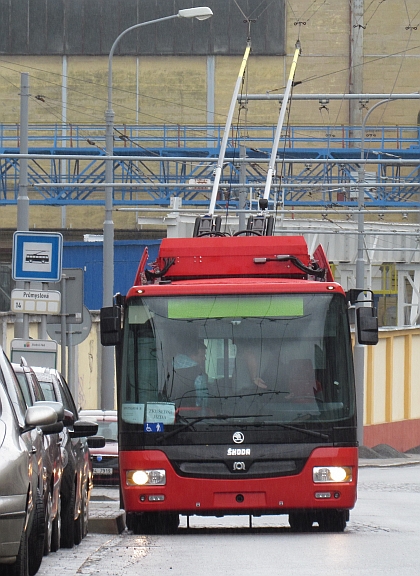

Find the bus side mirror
[[357, 307, 379, 345], [100, 306, 122, 346]]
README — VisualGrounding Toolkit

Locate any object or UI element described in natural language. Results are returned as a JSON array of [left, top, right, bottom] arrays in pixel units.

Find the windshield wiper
[[268, 422, 330, 440], [156, 414, 269, 443], [155, 414, 329, 442]]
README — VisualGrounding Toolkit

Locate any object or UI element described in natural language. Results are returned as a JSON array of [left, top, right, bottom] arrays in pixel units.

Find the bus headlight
[[313, 466, 352, 483], [126, 469, 166, 486]]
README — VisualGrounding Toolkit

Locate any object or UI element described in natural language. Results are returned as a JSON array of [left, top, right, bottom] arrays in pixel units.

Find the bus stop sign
[[12, 231, 63, 282]]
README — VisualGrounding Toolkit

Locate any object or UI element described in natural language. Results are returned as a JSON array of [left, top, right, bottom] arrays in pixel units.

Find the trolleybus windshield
[[120, 293, 355, 430]]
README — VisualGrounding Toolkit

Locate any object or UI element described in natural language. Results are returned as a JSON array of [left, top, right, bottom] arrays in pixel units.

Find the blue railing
[[1, 124, 419, 207], [0, 123, 419, 150]]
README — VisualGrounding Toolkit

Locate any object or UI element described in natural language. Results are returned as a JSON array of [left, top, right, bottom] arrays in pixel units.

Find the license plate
[[94, 467, 113, 475]]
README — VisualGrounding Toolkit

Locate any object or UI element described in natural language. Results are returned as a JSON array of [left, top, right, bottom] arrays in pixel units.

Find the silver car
[[32, 367, 102, 549], [0, 346, 57, 576], [12, 361, 64, 557]]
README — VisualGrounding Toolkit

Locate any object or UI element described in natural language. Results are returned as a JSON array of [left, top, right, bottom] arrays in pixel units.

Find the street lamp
[[101, 7, 213, 409], [354, 98, 391, 445]]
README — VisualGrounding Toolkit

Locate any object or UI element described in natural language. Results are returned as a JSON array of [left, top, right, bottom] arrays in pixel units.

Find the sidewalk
[[359, 453, 420, 467], [88, 447, 420, 535], [89, 488, 125, 535], [359, 443, 420, 468]]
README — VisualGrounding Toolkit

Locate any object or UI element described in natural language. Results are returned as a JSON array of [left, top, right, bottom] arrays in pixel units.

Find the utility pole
[[350, 1, 364, 130], [15, 73, 30, 339], [355, 98, 391, 446]]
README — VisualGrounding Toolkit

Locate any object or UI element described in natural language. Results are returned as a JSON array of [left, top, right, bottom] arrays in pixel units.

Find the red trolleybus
[[101, 233, 378, 534]]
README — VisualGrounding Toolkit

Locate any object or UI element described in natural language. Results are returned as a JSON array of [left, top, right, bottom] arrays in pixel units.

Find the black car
[[12, 360, 64, 557], [31, 367, 103, 548]]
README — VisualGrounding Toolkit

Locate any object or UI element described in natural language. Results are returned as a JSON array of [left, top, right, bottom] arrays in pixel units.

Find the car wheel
[[82, 482, 89, 539], [50, 493, 61, 552], [43, 489, 53, 555], [74, 479, 89, 544], [74, 492, 83, 545], [8, 526, 29, 576], [60, 484, 76, 549], [131, 512, 179, 535], [28, 489, 45, 576], [289, 512, 314, 532], [318, 509, 347, 532]]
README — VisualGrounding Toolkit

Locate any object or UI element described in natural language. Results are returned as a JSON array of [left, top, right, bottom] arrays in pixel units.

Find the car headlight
[[126, 469, 166, 486], [313, 466, 352, 483]]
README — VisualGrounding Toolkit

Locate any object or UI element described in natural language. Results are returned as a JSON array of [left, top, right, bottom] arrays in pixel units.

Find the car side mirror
[[88, 435, 106, 449], [36, 400, 64, 422], [357, 307, 379, 345], [63, 409, 75, 427], [40, 421, 64, 435], [25, 404, 57, 430], [100, 306, 122, 346], [70, 420, 99, 438]]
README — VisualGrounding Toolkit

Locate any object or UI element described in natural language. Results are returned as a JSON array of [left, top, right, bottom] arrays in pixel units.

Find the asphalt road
[[36, 458, 420, 576]]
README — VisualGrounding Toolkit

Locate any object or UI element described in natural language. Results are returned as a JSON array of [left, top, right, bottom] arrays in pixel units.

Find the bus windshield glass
[[120, 293, 354, 428]]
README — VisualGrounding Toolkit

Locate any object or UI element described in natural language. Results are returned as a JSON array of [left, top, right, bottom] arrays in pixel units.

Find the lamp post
[[354, 98, 391, 445], [101, 7, 213, 409]]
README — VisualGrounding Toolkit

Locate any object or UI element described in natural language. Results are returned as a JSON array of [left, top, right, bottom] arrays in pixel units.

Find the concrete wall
[[1, 2, 419, 126], [2, 312, 420, 451]]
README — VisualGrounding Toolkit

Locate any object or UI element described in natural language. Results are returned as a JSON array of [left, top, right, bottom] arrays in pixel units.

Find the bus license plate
[[94, 467, 113, 475]]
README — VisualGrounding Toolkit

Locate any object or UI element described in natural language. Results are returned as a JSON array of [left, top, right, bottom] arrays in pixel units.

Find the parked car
[[12, 360, 64, 557], [79, 410, 119, 486], [0, 346, 58, 576], [31, 367, 103, 548]]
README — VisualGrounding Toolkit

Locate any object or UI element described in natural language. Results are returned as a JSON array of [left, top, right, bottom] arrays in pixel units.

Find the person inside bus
[[283, 358, 322, 405], [235, 339, 283, 392], [171, 340, 209, 409]]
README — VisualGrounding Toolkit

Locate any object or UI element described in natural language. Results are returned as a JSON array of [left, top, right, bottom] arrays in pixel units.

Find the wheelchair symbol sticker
[[144, 423, 164, 432]]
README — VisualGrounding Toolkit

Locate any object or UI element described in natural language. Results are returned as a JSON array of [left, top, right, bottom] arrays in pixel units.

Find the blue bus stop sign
[[12, 231, 63, 282]]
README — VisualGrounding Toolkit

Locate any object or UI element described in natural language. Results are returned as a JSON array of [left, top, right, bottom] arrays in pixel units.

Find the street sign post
[[12, 231, 63, 282], [11, 289, 61, 315], [49, 268, 83, 324]]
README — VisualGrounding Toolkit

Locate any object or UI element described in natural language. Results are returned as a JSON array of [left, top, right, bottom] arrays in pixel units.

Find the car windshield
[[120, 293, 355, 429], [37, 378, 56, 402], [97, 421, 118, 442]]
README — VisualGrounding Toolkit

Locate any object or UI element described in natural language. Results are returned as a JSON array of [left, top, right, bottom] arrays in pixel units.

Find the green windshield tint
[[168, 297, 304, 319]]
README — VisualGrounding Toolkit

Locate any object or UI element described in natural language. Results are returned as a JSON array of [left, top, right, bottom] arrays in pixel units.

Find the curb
[[89, 490, 126, 534], [359, 456, 420, 468], [89, 511, 126, 535]]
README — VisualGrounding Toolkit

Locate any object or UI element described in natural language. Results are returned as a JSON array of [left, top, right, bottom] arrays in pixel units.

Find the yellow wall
[[365, 327, 420, 426], [1, 2, 419, 127]]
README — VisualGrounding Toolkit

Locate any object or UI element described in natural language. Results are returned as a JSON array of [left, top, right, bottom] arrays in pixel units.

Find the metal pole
[[39, 282, 48, 339], [60, 274, 67, 379], [355, 98, 391, 446], [102, 9, 213, 409], [208, 44, 251, 215], [68, 327, 75, 408], [238, 143, 246, 230], [349, 0, 364, 128], [238, 93, 420, 101], [15, 73, 30, 340], [263, 43, 301, 200]]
